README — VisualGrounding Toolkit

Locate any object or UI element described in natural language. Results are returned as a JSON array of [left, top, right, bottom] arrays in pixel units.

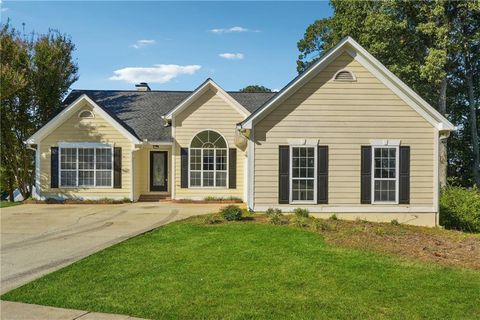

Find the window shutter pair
[[360, 146, 410, 204], [50, 146, 122, 188], [278, 145, 328, 204], [180, 147, 237, 189]]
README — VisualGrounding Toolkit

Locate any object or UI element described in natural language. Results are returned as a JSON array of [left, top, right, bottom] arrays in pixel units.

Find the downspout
[[26, 143, 40, 200]]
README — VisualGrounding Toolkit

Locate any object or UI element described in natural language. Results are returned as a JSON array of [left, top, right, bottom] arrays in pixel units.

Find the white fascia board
[[164, 79, 250, 120], [240, 36, 455, 132], [26, 94, 141, 145]]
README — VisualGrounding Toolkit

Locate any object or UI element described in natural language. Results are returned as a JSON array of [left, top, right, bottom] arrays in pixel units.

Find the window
[[372, 146, 398, 203], [78, 110, 94, 118], [291, 146, 316, 203], [189, 130, 228, 188], [60, 145, 113, 187]]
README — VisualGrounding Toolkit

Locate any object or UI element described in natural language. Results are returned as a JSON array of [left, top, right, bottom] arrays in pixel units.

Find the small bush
[[269, 211, 284, 225], [291, 215, 307, 228], [294, 208, 309, 218], [390, 219, 400, 226], [329, 214, 338, 220], [440, 186, 480, 232], [311, 219, 331, 232], [266, 208, 282, 217], [220, 205, 243, 221]]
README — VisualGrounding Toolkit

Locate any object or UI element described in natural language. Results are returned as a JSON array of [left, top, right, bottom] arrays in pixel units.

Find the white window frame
[[188, 130, 229, 189], [59, 142, 114, 188], [289, 145, 317, 204], [371, 145, 399, 204]]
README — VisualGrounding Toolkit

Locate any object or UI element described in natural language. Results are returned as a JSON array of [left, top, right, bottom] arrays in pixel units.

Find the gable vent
[[334, 70, 356, 82]]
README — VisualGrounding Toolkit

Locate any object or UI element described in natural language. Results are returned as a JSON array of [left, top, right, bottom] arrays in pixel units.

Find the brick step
[[138, 194, 171, 202]]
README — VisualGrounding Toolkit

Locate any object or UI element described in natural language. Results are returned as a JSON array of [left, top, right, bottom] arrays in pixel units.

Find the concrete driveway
[[1, 202, 222, 294]]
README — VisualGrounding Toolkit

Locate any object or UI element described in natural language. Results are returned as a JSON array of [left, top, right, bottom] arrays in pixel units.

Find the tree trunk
[[438, 77, 448, 187], [8, 176, 14, 203], [466, 72, 480, 188]]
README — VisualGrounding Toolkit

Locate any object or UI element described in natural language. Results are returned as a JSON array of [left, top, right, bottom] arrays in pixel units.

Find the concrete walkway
[[0, 301, 146, 320]]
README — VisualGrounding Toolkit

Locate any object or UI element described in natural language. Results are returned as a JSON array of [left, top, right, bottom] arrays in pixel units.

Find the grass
[[3, 219, 480, 319], [0, 201, 22, 208]]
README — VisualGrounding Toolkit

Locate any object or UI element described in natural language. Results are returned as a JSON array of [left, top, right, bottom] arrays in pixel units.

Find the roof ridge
[[70, 89, 275, 94]]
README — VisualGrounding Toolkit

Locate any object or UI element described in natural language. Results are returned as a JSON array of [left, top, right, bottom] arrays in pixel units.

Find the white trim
[[142, 141, 173, 146], [434, 130, 440, 226], [78, 109, 95, 118], [240, 36, 455, 131], [187, 129, 229, 189], [131, 146, 139, 201], [333, 69, 357, 82], [171, 118, 176, 199], [34, 143, 41, 199], [369, 139, 400, 146], [164, 79, 250, 119], [58, 142, 112, 148], [287, 139, 319, 146], [26, 94, 141, 145], [371, 145, 399, 205], [253, 206, 436, 213], [289, 145, 317, 205], [247, 128, 255, 210]]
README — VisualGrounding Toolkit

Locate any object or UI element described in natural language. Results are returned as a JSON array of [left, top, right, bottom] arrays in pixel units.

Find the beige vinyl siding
[[174, 89, 245, 200], [254, 52, 435, 208], [133, 145, 172, 200], [39, 101, 133, 199]]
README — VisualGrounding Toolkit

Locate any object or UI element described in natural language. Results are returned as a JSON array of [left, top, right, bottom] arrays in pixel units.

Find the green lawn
[[0, 201, 21, 208], [3, 220, 479, 319]]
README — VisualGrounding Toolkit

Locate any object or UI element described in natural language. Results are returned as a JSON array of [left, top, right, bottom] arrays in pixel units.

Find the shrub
[[329, 214, 338, 220], [440, 186, 480, 233], [220, 205, 243, 221], [269, 211, 284, 225], [311, 218, 331, 232], [291, 215, 307, 228], [266, 208, 282, 217], [390, 219, 400, 226], [294, 208, 309, 218]]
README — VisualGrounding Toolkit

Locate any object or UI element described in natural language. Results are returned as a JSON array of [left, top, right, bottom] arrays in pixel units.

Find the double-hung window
[[372, 146, 398, 203], [290, 146, 316, 203], [59, 143, 113, 187], [189, 130, 228, 188]]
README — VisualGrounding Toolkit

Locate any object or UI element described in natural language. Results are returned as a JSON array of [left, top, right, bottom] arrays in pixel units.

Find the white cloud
[[219, 53, 244, 60], [130, 39, 156, 49], [109, 64, 201, 84], [272, 88, 280, 92], [210, 26, 254, 34]]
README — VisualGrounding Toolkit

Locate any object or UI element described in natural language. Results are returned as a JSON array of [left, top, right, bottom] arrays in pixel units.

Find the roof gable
[[240, 37, 455, 131], [26, 94, 141, 144], [164, 78, 250, 119]]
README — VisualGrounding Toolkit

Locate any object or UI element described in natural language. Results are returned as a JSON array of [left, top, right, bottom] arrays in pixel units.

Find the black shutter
[[114, 147, 122, 188], [181, 148, 189, 188], [229, 148, 237, 189], [51, 147, 59, 188], [317, 146, 328, 204], [361, 146, 372, 204], [278, 146, 290, 204], [399, 146, 410, 204]]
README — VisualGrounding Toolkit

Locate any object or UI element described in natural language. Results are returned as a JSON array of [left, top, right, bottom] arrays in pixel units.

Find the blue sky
[[1, 1, 332, 91]]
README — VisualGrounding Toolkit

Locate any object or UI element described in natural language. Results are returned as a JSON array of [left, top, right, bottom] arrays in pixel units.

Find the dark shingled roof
[[63, 90, 276, 142]]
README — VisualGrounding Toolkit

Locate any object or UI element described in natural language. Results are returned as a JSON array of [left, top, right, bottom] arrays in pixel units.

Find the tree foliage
[[0, 22, 78, 200], [239, 85, 272, 93], [297, 0, 480, 188]]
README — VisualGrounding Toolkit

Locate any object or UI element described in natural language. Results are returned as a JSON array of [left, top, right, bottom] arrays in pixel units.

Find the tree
[[0, 22, 78, 200], [239, 85, 272, 93], [296, 0, 480, 188]]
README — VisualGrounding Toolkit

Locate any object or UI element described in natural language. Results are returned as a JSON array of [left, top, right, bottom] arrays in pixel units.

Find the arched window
[[78, 110, 94, 118], [189, 130, 228, 187]]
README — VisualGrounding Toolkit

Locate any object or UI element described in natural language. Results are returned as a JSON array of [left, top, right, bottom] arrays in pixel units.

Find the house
[[26, 37, 454, 226]]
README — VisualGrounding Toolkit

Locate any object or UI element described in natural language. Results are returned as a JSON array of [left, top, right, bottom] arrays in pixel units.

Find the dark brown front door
[[150, 151, 168, 192]]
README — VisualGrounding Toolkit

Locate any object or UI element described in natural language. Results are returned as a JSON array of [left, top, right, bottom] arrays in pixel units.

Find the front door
[[150, 151, 168, 192]]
